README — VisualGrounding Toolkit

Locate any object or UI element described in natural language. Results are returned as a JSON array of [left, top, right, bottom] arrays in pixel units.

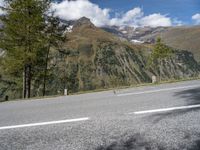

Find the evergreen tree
[[148, 37, 174, 81], [0, 0, 50, 98]]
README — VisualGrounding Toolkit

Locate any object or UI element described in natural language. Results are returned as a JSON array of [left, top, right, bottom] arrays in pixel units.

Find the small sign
[[64, 89, 68, 96], [152, 76, 157, 83]]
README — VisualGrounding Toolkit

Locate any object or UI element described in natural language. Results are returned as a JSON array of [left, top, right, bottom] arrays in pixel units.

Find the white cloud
[[110, 7, 143, 27], [0, 0, 182, 27], [0, 0, 4, 6], [51, 0, 111, 27], [192, 13, 200, 24], [52, 0, 178, 28], [172, 18, 183, 26], [139, 14, 172, 27], [0, 0, 6, 15]]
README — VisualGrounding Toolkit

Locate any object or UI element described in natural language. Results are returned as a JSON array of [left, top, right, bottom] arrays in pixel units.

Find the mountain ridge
[[102, 25, 200, 61]]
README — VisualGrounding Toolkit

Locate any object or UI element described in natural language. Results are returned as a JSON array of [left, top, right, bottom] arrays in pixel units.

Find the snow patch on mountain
[[66, 25, 73, 33], [131, 39, 144, 44]]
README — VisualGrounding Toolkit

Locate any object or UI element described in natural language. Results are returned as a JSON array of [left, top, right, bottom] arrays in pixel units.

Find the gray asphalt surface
[[0, 80, 200, 150]]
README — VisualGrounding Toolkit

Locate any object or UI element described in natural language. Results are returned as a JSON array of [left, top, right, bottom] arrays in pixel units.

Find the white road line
[[128, 104, 200, 115], [117, 85, 199, 97], [0, 117, 90, 130]]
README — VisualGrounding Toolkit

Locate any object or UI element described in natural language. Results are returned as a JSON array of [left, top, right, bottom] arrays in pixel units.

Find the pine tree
[[0, 0, 50, 98]]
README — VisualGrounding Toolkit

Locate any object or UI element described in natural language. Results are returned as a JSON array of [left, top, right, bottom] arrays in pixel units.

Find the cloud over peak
[[140, 14, 172, 27], [110, 7, 143, 27], [51, 0, 111, 27], [192, 13, 200, 25], [51, 0, 177, 28]]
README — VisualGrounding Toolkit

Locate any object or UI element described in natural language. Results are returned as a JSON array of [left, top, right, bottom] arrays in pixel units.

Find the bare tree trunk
[[25, 65, 31, 98], [23, 67, 26, 99], [43, 45, 50, 96], [42, 71, 47, 96]]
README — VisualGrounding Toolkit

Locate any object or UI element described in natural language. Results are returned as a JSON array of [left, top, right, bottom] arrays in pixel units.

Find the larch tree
[[0, 0, 51, 98], [41, 14, 66, 96]]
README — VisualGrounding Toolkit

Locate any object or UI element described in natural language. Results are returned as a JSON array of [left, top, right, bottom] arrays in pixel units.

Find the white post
[[64, 89, 68, 96], [152, 76, 157, 83]]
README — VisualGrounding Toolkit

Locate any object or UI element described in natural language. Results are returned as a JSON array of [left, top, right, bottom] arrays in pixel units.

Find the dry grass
[[158, 26, 200, 61]]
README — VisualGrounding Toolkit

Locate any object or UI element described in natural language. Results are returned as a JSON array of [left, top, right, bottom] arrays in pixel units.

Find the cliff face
[[46, 46, 199, 95], [42, 20, 152, 95], [149, 50, 200, 79]]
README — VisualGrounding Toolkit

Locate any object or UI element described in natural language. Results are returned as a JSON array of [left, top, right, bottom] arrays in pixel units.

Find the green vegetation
[[41, 15, 66, 96], [48, 21, 199, 95], [148, 37, 174, 81], [0, 0, 51, 98], [0, 0, 64, 100], [156, 26, 200, 61], [0, 9, 199, 101]]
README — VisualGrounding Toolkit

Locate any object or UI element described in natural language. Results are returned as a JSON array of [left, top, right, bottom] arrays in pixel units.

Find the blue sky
[[90, 0, 200, 25], [52, 0, 200, 27]]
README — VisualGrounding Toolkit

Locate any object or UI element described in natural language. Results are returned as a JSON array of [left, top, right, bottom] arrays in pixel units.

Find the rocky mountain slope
[[42, 18, 200, 95], [103, 25, 200, 61]]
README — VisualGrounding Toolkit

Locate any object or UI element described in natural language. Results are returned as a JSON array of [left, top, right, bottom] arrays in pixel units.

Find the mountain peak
[[74, 17, 95, 28]]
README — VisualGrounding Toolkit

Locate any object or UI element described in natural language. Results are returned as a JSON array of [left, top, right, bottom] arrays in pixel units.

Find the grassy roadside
[[71, 76, 200, 95], [0, 94, 63, 103], [1, 76, 200, 103]]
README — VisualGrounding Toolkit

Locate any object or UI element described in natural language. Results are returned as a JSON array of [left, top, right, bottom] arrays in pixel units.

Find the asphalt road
[[1, 80, 200, 150]]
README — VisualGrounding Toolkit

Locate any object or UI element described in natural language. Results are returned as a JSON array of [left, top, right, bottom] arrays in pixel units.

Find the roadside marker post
[[64, 89, 68, 96], [152, 76, 157, 83]]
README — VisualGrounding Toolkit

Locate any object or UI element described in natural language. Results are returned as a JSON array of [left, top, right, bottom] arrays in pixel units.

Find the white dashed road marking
[[0, 117, 90, 130], [128, 104, 200, 115]]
